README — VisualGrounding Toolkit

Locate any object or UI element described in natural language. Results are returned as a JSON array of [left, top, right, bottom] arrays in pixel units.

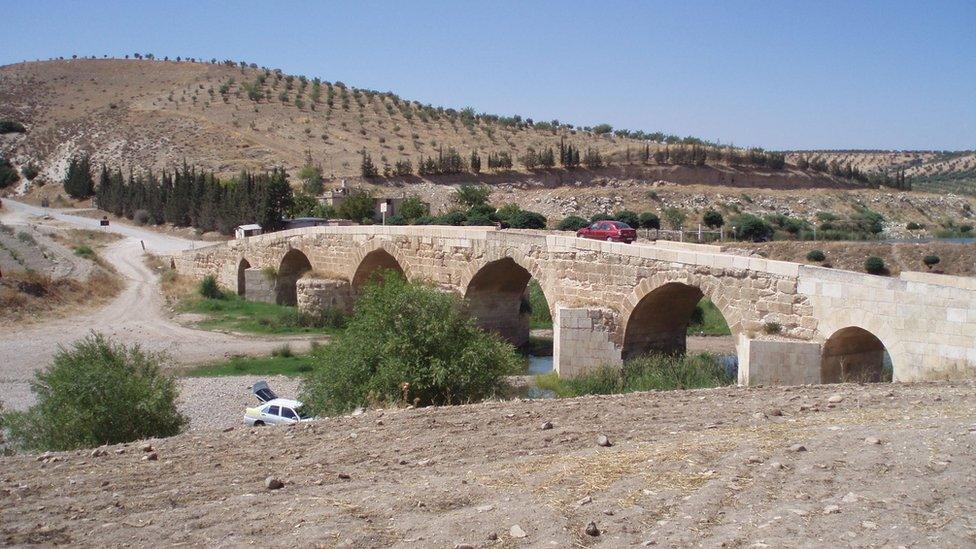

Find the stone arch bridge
[[174, 225, 976, 385]]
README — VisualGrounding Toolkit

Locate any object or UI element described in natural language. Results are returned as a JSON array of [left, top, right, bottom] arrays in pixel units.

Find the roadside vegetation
[[300, 273, 522, 416], [535, 353, 734, 398], [526, 280, 552, 329], [1, 333, 186, 451]]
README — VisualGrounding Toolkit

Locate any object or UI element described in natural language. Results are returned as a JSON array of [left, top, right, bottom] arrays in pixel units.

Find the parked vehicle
[[576, 220, 637, 243], [244, 381, 312, 426]]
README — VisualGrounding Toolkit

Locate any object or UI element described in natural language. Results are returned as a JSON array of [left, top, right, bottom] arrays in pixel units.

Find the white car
[[243, 381, 311, 426]]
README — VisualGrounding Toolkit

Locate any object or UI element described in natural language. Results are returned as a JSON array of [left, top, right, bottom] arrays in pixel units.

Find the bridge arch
[[462, 252, 555, 347], [276, 248, 313, 306], [349, 241, 412, 291], [821, 326, 892, 383], [236, 257, 251, 296], [620, 276, 741, 361]]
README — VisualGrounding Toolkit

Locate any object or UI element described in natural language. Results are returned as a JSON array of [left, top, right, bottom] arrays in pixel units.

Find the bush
[[74, 245, 95, 260], [199, 275, 224, 299], [1, 333, 187, 451], [21, 163, 39, 181], [806, 249, 826, 262], [557, 215, 588, 231], [509, 211, 547, 229], [0, 158, 18, 188], [906, 221, 921, 231], [864, 256, 886, 275], [923, 255, 940, 269], [733, 214, 773, 242], [300, 274, 522, 415], [0, 120, 27, 134], [638, 212, 661, 230], [613, 210, 639, 228], [702, 209, 724, 228], [438, 210, 468, 226]]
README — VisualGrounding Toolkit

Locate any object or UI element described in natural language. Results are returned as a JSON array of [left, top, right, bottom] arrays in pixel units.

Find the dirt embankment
[[1, 381, 973, 547], [732, 240, 976, 277]]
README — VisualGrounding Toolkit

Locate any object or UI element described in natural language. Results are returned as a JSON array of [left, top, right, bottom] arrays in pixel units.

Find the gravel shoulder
[[1, 381, 973, 547]]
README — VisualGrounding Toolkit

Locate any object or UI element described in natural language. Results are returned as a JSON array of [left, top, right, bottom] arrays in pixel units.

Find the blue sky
[[3, 1, 974, 150]]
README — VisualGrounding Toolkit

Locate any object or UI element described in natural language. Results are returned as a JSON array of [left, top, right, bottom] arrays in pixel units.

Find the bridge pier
[[737, 337, 822, 386], [553, 307, 622, 377], [296, 278, 354, 314], [243, 268, 276, 303]]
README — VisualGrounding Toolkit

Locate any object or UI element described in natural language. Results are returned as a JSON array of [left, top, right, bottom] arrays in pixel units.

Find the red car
[[576, 220, 637, 243]]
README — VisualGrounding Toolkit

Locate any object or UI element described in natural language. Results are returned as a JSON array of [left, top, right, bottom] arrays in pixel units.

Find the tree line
[[64, 157, 294, 234]]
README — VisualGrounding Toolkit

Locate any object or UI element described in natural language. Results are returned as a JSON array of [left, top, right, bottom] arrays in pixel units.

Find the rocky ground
[[2, 381, 974, 547]]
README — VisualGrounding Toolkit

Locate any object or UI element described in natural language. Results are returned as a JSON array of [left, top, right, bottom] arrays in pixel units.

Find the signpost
[[380, 202, 388, 225]]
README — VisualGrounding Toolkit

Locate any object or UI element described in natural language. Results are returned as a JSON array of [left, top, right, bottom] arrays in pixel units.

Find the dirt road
[[1, 381, 973, 547], [0, 200, 311, 410]]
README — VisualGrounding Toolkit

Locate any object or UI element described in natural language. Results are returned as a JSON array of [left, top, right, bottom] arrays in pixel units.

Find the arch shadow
[[352, 248, 406, 291], [277, 249, 312, 306], [237, 258, 251, 296], [464, 256, 549, 347], [821, 326, 892, 383]]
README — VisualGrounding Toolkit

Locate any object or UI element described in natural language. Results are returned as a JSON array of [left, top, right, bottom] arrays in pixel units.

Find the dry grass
[[0, 269, 122, 323]]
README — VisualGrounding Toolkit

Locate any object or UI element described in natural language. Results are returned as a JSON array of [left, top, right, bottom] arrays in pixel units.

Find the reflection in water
[[527, 355, 553, 375]]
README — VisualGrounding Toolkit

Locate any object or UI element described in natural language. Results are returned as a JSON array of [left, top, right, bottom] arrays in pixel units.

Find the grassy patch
[[184, 353, 315, 377], [73, 245, 95, 259], [527, 280, 552, 329], [180, 293, 344, 335], [688, 299, 730, 336], [535, 353, 734, 398]]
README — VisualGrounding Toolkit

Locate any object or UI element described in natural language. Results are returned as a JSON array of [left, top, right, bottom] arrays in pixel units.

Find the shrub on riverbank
[[300, 273, 521, 415]]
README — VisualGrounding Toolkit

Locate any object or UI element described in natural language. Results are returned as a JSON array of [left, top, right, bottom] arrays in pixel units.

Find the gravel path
[[177, 375, 301, 431], [0, 200, 313, 411]]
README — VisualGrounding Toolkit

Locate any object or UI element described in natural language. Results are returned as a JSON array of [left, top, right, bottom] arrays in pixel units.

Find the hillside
[[0, 58, 922, 190], [785, 150, 976, 195]]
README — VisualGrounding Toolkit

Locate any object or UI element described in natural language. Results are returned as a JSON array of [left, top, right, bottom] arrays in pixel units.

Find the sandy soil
[[1, 381, 973, 547], [0, 200, 312, 411]]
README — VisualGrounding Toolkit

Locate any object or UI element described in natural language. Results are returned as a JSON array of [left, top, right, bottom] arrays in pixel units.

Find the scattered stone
[[841, 492, 858, 503], [746, 456, 763, 464], [114, 448, 125, 455], [823, 505, 840, 515], [510, 524, 527, 538], [603, 509, 614, 516], [454, 544, 475, 549], [222, 427, 234, 433], [475, 504, 494, 513], [862, 521, 878, 530], [642, 541, 657, 546], [597, 435, 613, 447], [90, 449, 106, 458], [265, 476, 284, 490], [540, 421, 553, 430], [141, 452, 158, 461], [417, 459, 432, 466], [585, 522, 601, 537], [767, 408, 783, 417], [140, 444, 153, 453], [789, 444, 807, 453], [487, 532, 498, 541], [790, 509, 809, 517], [864, 437, 881, 445], [769, 461, 784, 470], [337, 473, 351, 480], [827, 395, 844, 404], [578, 495, 592, 506]]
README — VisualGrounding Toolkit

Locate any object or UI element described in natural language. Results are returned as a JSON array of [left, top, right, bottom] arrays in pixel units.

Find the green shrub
[[732, 214, 773, 241], [272, 344, 294, 358], [702, 209, 724, 228], [74, 245, 95, 260], [133, 209, 150, 226], [613, 210, 639, 228], [509, 210, 547, 229], [17, 231, 36, 245], [199, 275, 224, 299], [557, 215, 588, 231], [300, 274, 522, 415], [1, 333, 186, 451], [21, 163, 39, 181], [763, 322, 782, 335], [922, 255, 940, 269], [806, 249, 826, 262], [638, 212, 661, 230], [0, 120, 27, 134], [438, 210, 468, 226], [864, 256, 886, 275], [298, 307, 348, 329], [906, 221, 921, 231]]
